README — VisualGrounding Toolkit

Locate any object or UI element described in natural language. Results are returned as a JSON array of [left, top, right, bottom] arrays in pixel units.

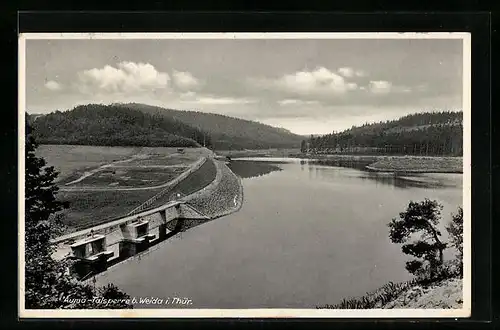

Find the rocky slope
[[382, 277, 463, 309]]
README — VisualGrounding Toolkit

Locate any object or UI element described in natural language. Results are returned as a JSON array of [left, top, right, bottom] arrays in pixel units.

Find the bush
[[446, 207, 463, 276]]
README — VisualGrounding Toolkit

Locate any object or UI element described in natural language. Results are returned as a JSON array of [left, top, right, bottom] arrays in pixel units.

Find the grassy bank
[[383, 277, 463, 309], [317, 275, 463, 309], [317, 260, 463, 310], [58, 189, 162, 232], [366, 156, 463, 173]]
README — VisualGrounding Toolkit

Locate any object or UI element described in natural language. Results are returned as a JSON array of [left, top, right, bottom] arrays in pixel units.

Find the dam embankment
[[51, 157, 244, 279]]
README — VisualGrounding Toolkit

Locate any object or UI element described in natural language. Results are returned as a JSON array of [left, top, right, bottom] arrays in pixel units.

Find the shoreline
[[219, 150, 463, 174], [364, 156, 463, 174]]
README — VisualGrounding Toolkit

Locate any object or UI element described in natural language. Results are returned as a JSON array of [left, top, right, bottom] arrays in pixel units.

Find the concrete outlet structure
[[52, 201, 209, 280], [69, 234, 114, 278], [119, 220, 156, 258]]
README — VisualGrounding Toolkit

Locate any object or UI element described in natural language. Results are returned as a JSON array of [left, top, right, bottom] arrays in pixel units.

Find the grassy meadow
[[61, 167, 187, 188], [36, 145, 142, 183]]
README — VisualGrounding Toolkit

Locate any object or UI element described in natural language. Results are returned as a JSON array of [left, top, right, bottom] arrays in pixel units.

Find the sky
[[24, 37, 464, 135]]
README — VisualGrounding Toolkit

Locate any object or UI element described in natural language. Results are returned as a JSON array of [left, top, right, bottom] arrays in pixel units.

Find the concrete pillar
[[175, 203, 182, 218], [160, 209, 167, 222], [158, 223, 168, 241]]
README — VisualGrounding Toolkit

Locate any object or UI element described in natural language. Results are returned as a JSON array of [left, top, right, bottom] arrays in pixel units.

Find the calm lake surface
[[95, 158, 463, 308]]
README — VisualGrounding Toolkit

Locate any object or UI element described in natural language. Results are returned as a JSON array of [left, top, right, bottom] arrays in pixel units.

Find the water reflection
[[230, 159, 461, 189], [228, 160, 283, 179], [165, 217, 216, 233], [308, 159, 373, 170]]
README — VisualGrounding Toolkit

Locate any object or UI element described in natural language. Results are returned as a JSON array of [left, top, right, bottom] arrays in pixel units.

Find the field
[[61, 166, 188, 188], [36, 145, 142, 183], [36, 145, 216, 233], [37, 145, 213, 182], [125, 155, 198, 166]]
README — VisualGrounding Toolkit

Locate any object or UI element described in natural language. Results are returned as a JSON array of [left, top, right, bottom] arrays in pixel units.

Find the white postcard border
[[18, 32, 472, 319]]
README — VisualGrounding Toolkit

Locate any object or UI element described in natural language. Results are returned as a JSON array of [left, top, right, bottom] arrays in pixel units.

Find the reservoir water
[[94, 158, 463, 308]]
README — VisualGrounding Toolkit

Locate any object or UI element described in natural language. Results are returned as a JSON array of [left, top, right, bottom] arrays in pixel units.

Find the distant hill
[[28, 103, 304, 150], [122, 103, 303, 150], [29, 104, 210, 148], [305, 111, 463, 156]]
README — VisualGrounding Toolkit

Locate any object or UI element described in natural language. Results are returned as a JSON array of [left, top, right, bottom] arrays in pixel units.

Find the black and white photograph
[[18, 32, 471, 318]]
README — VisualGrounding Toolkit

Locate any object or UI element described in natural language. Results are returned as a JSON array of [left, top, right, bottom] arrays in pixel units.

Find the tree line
[[301, 111, 463, 156], [29, 104, 213, 148]]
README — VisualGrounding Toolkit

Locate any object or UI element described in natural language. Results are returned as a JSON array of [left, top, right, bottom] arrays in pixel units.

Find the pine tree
[[24, 118, 132, 309], [388, 199, 447, 279]]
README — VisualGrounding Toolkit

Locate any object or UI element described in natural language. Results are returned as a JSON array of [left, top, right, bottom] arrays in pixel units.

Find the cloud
[[172, 70, 200, 90], [366, 81, 415, 94], [77, 61, 169, 93], [180, 93, 257, 105], [45, 80, 62, 91], [338, 67, 354, 78], [251, 67, 358, 97], [338, 67, 367, 78], [278, 99, 320, 106], [368, 80, 392, 94]]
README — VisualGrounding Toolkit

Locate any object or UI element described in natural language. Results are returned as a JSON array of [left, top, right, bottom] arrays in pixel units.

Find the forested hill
[[29, 104, 211, 148], [304, 111, 463, 156], [123, 103, 303, 150]]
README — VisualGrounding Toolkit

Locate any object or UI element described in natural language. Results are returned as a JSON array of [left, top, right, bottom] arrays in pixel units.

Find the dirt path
[[63, 156, 142, 185]]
